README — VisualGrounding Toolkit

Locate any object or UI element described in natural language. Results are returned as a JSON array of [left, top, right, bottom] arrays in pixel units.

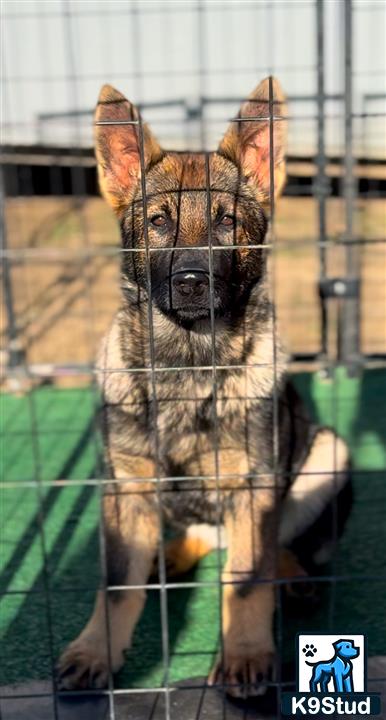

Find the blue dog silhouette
[[306, 639, 359, 692]]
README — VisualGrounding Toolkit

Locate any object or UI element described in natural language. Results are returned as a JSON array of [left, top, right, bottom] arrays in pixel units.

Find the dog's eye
[[219, 214, 235, 227], [150, 214, 167, 227]]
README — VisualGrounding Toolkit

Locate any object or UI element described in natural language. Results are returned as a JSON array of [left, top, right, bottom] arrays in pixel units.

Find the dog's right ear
[[95, 85, 163, 216]]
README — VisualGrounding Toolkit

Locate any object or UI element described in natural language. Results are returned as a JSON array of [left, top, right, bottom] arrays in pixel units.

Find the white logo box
[[297, 634, 366, 693]]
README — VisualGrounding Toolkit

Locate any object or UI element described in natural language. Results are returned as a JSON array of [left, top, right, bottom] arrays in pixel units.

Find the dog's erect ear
[[218, 77, 287, 204], [95, 85, 163, 215]]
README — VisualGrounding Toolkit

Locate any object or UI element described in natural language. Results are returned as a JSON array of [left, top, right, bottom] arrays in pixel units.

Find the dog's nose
[[172, 271, 209, 299]]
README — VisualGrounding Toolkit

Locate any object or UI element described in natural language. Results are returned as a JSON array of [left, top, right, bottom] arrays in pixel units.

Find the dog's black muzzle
[[151, 248, 232, 325]]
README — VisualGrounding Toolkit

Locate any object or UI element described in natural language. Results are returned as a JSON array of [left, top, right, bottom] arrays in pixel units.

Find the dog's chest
[[155, 373, 214, 440], [153, 370, 266, 465]]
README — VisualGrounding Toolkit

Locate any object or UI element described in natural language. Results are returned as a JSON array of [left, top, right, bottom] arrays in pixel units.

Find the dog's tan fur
[[57, 78, 350, 698]]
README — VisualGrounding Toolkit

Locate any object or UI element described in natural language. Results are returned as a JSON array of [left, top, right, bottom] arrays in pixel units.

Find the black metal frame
[[1, 1, 386, 718]]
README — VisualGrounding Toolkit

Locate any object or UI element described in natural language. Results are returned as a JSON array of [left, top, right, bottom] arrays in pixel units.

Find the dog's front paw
[[208, 645, 274, 699], [56, 634, 124, 690]]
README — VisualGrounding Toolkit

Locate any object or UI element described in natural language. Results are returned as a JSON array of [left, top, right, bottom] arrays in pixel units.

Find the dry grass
[[1, 195, 385, 380]]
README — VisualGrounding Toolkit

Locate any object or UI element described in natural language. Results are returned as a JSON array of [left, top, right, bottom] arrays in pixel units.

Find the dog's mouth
[[172, 303, 210, 316], [162, 298, 221, 326], [154, 274, 227, 326]]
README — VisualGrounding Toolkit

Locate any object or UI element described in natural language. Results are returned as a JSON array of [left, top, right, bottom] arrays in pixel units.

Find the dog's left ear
[[218, 77, 287, 204]]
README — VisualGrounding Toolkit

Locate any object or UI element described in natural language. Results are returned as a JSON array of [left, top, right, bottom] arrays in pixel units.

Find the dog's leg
[[57, 459, 159, 690], [279, 429, 350, 549], [334, 670, 344, 693], [321, 676, 330, 692], [208, 483, 277, 698], [310, 667, 320, 692], [184, 451, 278, 698]]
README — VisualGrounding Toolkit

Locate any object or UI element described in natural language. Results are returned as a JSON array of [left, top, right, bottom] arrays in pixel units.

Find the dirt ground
[[1, 195, 385, 384]]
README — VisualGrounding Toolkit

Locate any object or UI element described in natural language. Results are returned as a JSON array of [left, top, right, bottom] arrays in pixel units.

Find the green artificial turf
[[1, 368, 385, 689]]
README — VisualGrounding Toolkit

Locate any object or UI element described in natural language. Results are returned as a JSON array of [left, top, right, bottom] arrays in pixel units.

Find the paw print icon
[[302, 644, 317, 658]]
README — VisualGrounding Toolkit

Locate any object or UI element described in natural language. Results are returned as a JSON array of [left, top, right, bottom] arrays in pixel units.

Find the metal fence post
[[0, 168, 25, 368], [315, 0, 330, 369], [340, 0, 361, 373]]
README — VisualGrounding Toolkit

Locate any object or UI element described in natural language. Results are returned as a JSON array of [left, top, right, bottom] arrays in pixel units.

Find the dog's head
[[333, 640, 360, 660], [94, 78, 287, 328]]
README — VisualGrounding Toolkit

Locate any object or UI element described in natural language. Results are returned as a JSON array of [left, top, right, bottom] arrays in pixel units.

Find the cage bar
[[340, 0, 361, 372]]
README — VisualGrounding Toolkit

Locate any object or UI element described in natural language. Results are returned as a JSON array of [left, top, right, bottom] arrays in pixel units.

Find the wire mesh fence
[[1, 1, 386, 719]]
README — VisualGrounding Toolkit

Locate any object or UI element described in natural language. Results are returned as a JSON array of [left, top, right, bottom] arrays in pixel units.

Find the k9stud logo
[[281, 633, 381, 716], [298, 633, 364, 693]]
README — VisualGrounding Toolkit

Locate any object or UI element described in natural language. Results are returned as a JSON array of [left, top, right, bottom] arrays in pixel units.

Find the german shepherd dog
[[57, 78, 352, 697]]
